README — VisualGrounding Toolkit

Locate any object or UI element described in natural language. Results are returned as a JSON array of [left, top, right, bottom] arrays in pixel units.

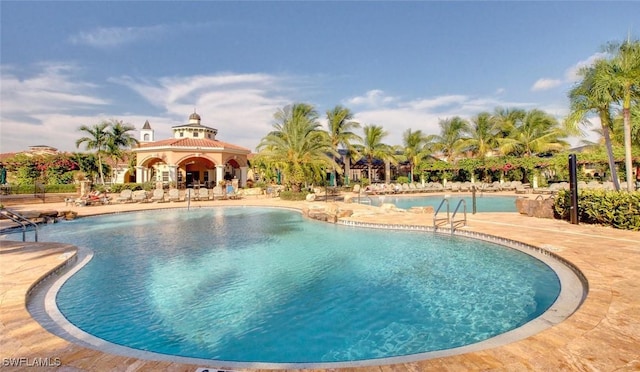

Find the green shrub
[[279, 190, 308, 201], [45, 184, 77, 193], [555, 189, 640, 231], [396, 176, 409, 184]]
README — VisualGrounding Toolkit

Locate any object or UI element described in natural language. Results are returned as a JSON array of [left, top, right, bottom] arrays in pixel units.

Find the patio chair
[[132, 190, 149, 203], [168, 188, 181, 202], [212, 185, 227, 200], [197, 187, 211, 201], [115, 189, 133, 203], [150, 189, 166, 203], [226, 184, 241, 200]]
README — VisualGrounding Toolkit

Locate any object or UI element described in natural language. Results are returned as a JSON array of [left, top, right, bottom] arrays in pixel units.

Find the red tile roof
[[136, 138, 250, 152]]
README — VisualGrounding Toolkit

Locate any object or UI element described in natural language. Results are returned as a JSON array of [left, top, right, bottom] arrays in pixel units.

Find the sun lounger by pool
[[132, 190, 149, 203], [150, 189, 166, 203], [116, 189, 133, 203], [168, 188, 181, 202], [212, 185, 227, 200], [196, 187, 211, 201]]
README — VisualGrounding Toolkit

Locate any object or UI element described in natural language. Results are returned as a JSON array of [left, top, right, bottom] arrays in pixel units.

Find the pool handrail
[[450, 198, 467, 234], [0, 208, 39, 242], [433, 198, 450, 229]]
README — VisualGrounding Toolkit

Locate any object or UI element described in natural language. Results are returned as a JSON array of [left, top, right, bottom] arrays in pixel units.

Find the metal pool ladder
[[1, 208, 39, 242], [450, 198, 467, 234], [433, 198, 450, 230], [434, 198, 467, 234]]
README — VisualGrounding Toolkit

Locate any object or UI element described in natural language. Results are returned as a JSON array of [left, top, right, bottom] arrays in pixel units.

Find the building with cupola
[[132, 111, 252, 189]]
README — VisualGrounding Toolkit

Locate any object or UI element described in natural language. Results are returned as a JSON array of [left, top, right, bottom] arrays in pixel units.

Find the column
[[216, 165, 225, 187], [168, 165, 177, 187], [136, 166, 145, 183], [239, 166, 248, 187]]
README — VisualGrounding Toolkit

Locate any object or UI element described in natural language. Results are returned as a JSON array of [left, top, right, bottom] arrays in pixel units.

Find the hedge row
[[2, 184, 77, 194], [554, 189, 640, 231]]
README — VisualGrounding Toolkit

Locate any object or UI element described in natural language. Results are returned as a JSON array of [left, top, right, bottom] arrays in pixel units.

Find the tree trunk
[[623, 106, 633, 191], [602, 125, 621, 190]]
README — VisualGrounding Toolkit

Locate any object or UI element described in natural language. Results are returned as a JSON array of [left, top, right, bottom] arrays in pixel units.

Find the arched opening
[[178, 157, 217, 188]]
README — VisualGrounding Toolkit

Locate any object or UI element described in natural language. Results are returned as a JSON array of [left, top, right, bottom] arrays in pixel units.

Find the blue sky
[[1, 1, 639, 154]]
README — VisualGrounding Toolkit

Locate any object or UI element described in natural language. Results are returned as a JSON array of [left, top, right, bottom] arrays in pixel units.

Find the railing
[[0, 208, 39, 242], [450, 198, 467, 234], [433, 198, 450, 229]]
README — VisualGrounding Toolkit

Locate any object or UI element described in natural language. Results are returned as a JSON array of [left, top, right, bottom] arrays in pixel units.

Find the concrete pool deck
[[1, 194, 639, 371]]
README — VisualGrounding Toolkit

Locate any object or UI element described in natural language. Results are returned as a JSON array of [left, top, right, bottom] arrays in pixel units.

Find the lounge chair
[[116, 189, 133, 203], [150, 189, 166, 202], [226, 184, 241, 200], [212, 185, 227, 200], [197, 187, 211, 201], [132, 190, 149, 203], [168, 188, 181, 202]]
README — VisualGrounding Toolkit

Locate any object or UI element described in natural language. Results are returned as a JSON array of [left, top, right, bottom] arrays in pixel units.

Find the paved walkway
[[1, 195, 639, 371]]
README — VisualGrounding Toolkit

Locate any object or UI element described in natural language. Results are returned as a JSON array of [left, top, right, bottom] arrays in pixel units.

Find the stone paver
[[1, 193, 639, 371]]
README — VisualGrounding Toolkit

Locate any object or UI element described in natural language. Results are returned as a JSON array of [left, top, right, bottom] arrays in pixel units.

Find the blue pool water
[[39, 207, 558, 363], [363, 195, 518, 212]]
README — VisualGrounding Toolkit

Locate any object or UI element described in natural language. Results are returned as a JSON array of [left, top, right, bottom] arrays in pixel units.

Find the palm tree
[[502, 109, 568, 157], [492, 107, 526, 140], [106, 119, 139, 183], [605, 38, 640, 190], [76, 122, 109, 184], [326, 105, 361, 186], [356, 124, 396, 182], [433, 116, 469, 162], [462, 112, 500, 159], [566, 59, 621, 190], [256, 103, 337, 192], [401, 129, 433, 182]]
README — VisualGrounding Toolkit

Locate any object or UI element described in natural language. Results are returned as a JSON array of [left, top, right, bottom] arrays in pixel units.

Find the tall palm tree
[[566, 59, 621, 190], [256, 103, 336, 192], [605, 38, 640, 190], [106, 119, 139, 183], [462, 112, 500, 159], [502, 109, 568, 157], [356, 124, 396, 182], [401, 129, 433, 182], [326, 105, 361, 186], [76, 122, 109, 184], [433, 116, 469, 162], [492, 107, 526, 139]]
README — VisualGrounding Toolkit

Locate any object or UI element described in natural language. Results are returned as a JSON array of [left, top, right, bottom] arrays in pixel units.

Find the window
[[143, 133, 150, 141], [193, 132, 199, 137], [162, 172, 169, 182], [179, 132, 184, 137]]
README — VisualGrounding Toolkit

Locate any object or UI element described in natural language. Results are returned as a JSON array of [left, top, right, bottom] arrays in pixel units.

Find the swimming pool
[[360, 195, 518, 212], [34, 207, 563, 366]]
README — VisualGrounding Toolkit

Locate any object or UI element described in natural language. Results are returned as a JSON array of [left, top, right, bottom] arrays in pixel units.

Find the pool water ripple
[[38, 207, 560, 363]]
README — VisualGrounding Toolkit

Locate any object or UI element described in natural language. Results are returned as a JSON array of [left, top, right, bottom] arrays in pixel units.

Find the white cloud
[[531, 52, 609, 91], [345, 90, 397, 107], [564, 52, 608, 82], [531, 78, 564, 91], [69, 25, 167, 48], [111, 72, 298, 151], [0, 63, 111, 153]]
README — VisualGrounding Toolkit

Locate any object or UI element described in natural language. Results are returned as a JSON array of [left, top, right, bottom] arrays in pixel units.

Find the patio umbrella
[[330, 171, 335, 187], [0, 167, 6, 185]]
